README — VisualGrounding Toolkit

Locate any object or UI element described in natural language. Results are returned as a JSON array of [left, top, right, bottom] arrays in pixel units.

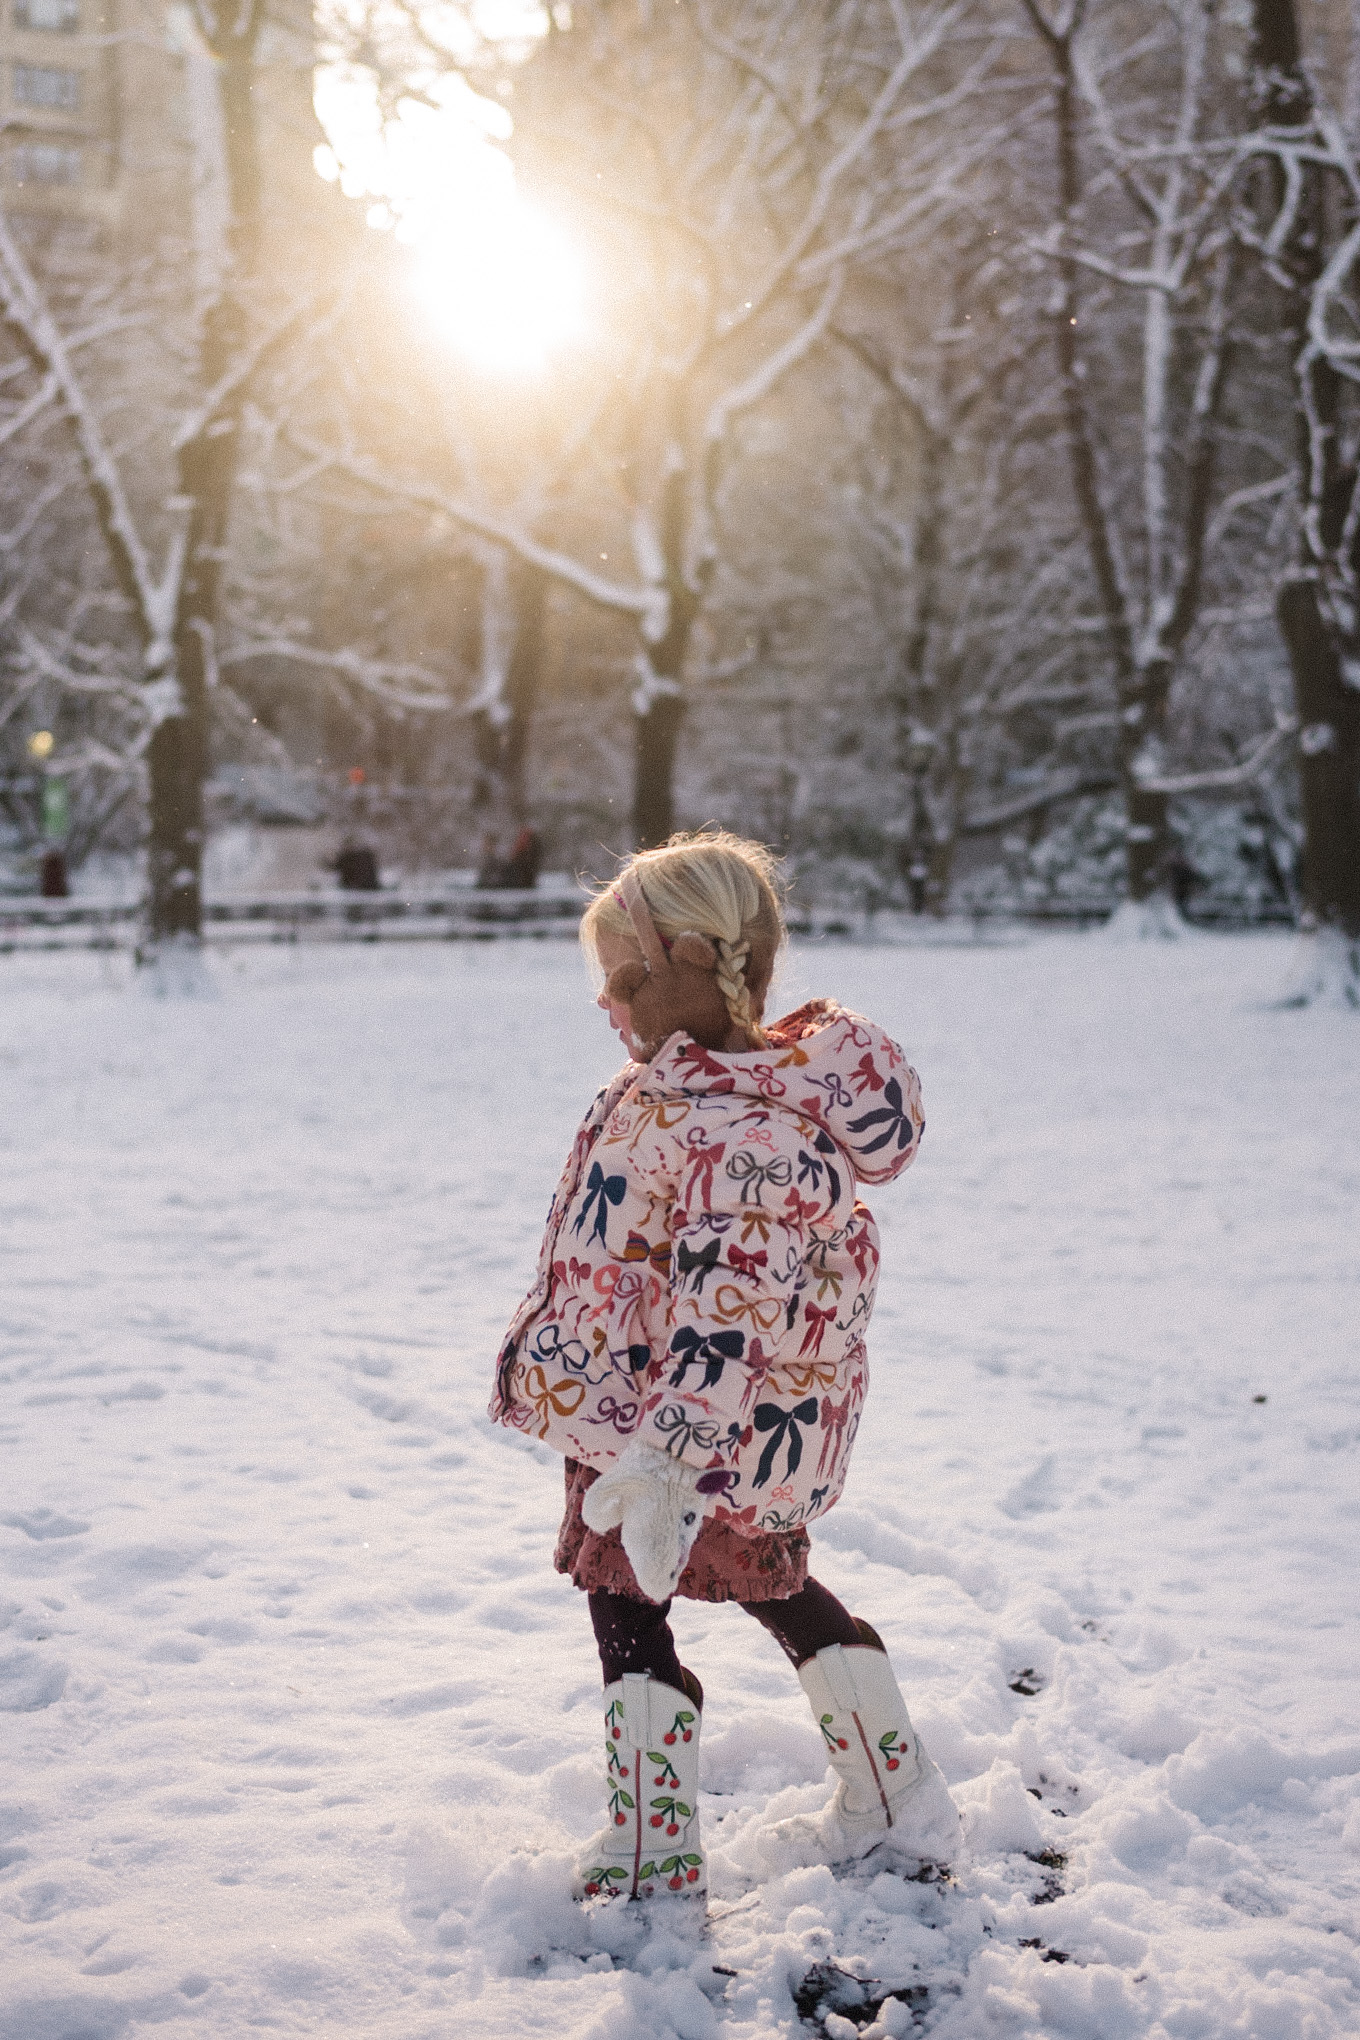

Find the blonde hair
[[582, 831, 786, 1047]]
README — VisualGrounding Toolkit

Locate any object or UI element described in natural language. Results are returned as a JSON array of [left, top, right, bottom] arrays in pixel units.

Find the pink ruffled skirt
[[555, 1457, 811, 1604]]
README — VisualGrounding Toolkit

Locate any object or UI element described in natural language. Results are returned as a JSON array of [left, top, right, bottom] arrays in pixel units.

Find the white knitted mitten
[[581, 1440, 708, 1603]]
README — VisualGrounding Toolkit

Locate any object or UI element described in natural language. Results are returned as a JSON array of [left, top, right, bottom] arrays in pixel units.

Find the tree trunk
[[501, 559, 547, 824], [473, 554, 548, 827], [146, 702, 209, 940], [632, 460, 699, 849], [1248, 0, 1360, 956], [1028, 6, 1172, 908], [633, 688, 685, 849], [894, 403, 945, 913], [1121, 784, 1171, 903], [1278, 578, 1360, 933], [1119, 654, 1174, 904], [145, 5, 263, 950]]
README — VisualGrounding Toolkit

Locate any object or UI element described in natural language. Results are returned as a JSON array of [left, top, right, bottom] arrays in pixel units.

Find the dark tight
[[590, 1589, 688, 1692], [744, 1576, 865, 1667], [589, 1575, 865, 1695]]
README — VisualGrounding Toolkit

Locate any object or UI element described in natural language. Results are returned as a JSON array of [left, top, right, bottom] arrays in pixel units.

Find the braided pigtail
[[714, 935, 766, 1047]]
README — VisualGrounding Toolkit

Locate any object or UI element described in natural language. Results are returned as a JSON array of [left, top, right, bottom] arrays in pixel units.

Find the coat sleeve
[[489, 1063, 640, 1425], [632, 1110, 842, 1476], [839, 1054, 924, 1185]]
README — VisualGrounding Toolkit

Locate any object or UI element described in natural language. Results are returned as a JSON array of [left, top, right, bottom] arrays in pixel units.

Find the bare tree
[[0, 1, 343, 959], [829, 213, 1102, 912], [5, 0, 1316, 921], [309, 0, 1001, 848], [1017, 0, 1290, 927], [535, 0, 1014, 844], [1244, 0, 1360, 1000]]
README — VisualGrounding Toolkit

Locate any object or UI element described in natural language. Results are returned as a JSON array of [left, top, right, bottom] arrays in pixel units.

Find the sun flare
[[314, 63, 587, 376], [409, 186, 586, 374]]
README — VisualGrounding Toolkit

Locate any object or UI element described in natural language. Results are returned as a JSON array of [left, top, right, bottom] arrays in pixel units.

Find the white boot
[[766, 1642, 960, 1870], [574, 1671, 707, 1903]]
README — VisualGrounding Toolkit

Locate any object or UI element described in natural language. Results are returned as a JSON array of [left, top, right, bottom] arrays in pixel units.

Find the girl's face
[[594, 932, 647, 1058]]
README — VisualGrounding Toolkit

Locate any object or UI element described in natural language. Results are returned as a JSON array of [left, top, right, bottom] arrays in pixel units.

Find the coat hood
[[642, 999, 922, 1186]]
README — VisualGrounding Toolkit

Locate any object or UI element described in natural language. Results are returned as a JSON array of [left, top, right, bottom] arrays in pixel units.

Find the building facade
[[1, 0, 320, 263]]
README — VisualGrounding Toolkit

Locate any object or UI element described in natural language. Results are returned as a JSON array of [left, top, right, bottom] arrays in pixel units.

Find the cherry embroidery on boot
[[662, 1709, 695, 1746], [607, 1783, 635, 1825], [878, 1727, 912, 1771], [585, 1851, 701, 1901], [648, 1794, 692, 1836], [819, 1710, 850, 1751], [648, 1750, 681, 1788]]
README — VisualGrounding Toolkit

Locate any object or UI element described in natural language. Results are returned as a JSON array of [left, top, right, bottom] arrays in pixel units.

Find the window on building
[[13, 63, 79, 108], [13, 0, 79, 29], [12, 141, 81, 184]]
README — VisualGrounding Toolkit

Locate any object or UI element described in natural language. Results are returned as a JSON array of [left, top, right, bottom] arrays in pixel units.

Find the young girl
[[490, 832, 957, 1901]]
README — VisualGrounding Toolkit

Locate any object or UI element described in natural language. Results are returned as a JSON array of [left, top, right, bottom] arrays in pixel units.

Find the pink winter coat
[[490, 1000, 922, 1536]]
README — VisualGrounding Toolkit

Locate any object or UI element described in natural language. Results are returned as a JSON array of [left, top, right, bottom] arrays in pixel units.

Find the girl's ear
[[604, 959, 650, 1004], [670, 932, 717, 970]]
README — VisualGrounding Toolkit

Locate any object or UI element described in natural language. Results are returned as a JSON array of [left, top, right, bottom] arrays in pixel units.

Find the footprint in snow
[[999, 1457, 1061, 1519], [1, 1509, 90, 1541], [0, 1649, 69, 1712]]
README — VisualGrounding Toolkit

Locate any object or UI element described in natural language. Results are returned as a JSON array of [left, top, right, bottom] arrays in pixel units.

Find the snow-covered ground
[[2, 933, 1357, 2040]]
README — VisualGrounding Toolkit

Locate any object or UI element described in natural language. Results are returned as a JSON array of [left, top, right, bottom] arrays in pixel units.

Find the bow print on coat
[[751, 1396, 820, 1487], [796, 1130, 843, 1206], [668, 1325, 745, 1390], [574, 1162, 627, 1246], [490, 1000, 922, 1534], [845, 1076, 918, 1158], [727, 1149, 794, 1204], [675, 1235, 721, 1293]]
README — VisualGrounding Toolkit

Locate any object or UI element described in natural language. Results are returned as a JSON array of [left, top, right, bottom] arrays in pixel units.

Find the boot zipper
[[631, 1750, 643, 1896], [850, 1709, 893, 1826]]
